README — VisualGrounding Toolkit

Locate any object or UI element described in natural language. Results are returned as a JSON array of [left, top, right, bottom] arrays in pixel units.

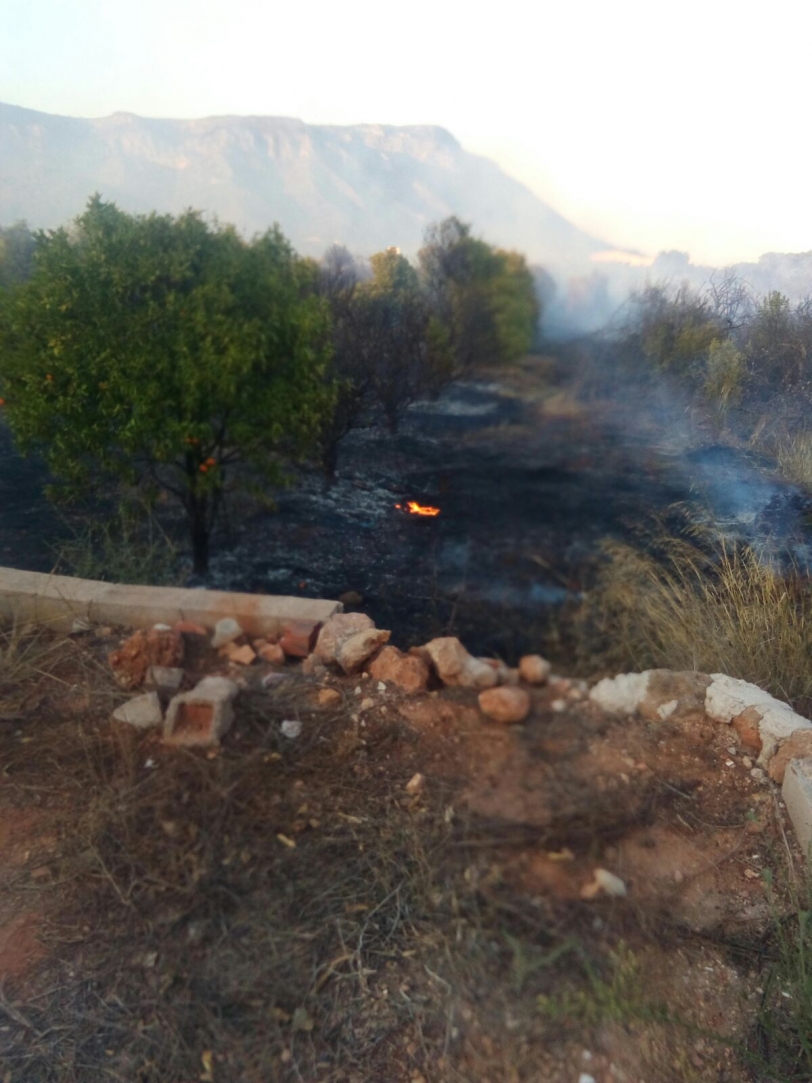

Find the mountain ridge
[[0, 100, 607, 268]]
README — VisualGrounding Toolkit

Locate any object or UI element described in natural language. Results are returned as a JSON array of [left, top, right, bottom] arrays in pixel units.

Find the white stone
[[405, 773, 424, 794], [782, 758, 812, 858], [705, 674, 812, 765], [145, 665, 184, 693], [657, 699, 679, 720], [281, 719, 302, 739], [589, 672, 650, 714], [112, 692, 163, 730], [211, 617, 244, 649]]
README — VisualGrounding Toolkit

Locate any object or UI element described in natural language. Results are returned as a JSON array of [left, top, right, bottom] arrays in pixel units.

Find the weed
[[754, 871, 812, 1079], [537, 942, 672, 1028], [0, 620, 75, 721], [54, 495, 181, 585]]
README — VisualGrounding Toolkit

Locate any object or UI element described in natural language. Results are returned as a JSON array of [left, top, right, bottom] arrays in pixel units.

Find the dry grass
[[0, 627, 799, 1082], [577, 534, 812, 712], [0, 619, 81, 722], [772, 430, 812, 491]]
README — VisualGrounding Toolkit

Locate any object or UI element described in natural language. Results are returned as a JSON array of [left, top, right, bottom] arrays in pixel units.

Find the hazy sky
[[3, 0, 810, 265]]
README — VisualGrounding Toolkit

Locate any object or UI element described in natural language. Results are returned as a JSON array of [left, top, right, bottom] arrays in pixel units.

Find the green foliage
[[704, 337, 745, 410], [631, 282, 720, 376], [0, 196, 334, 573], [757, 877, 812, 1078], [745, 291, 812, 395], [367, 247, 420, 296], [537, 943, 672, 1027], [418, 217, 539, 370], [361, 248, 453, 432]]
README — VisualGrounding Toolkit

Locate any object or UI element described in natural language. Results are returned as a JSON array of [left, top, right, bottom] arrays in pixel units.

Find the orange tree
[[0, 197, 333, 574]]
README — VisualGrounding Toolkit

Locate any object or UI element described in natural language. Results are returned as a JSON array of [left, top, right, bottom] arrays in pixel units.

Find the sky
[[2, 0, 811, 266]]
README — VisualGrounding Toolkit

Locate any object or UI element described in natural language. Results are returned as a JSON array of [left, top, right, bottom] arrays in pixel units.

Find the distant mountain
[[0, 101, 608, 269]]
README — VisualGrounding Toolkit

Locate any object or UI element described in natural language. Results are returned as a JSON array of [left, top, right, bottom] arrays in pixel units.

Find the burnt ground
[[2, 355, 811, 660]]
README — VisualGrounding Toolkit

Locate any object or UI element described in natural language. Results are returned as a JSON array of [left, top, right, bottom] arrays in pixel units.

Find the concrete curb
[[0, 566, 341, 637]]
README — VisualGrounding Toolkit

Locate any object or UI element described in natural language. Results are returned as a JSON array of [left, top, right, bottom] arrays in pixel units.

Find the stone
[[338, 590, 364, 607], [769, 732, 812, 783], [112, 692, 163, 730], [211, 618, 243, 649], [782, 758, 812, 857], [145, 666, 184, 695], [423, 637, 498, 689], [279, 619, 320, 658], [300, 655, 327, 678], [405, 772, 425, 794], [589, 672, 650, 714], [478, 685, 531, 724], [109, 627, 184, 690], [281, 719, 302, 739], [590, 669, 711, 720], [368, 646, 430, 694], [705, 674, 812, 766], [257, 641, 286, 665], [335, 627, 391, 674], [518, 654, 552, 685], [174, 620, 208, 637], [315, 612, 375, 665], [733, 707, 763, 753], [223, 641, 256, 666], [580, 868, 628, 899], [164, 676, 239, 747], [317, 687, 342, 708]]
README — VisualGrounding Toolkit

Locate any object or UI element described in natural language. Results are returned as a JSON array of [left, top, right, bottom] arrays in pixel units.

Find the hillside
[[0, 101, 606, 267]]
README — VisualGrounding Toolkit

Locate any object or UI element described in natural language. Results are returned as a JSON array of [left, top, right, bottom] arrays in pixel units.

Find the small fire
[[395, 501, 441, 517]]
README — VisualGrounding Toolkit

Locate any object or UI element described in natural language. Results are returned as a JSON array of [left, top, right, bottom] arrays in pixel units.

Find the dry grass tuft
[[0, 620, 79, 721], [577, 534, 812, 711], [772, 430, 812, 491]]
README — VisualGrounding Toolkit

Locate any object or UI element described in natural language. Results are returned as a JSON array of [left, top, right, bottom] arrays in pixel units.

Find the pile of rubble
[[106, 610, 812, 858], [106, 611, 561, 747]]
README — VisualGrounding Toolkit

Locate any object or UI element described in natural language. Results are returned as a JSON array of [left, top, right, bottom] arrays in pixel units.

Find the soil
[[0, 625, 806, 1082]]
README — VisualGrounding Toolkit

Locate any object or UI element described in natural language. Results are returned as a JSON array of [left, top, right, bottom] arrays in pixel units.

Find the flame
[[395, 501, 441, 517]]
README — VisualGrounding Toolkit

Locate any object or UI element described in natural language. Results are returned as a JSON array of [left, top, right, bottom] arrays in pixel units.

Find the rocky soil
[[1, 609, 810, 1082]]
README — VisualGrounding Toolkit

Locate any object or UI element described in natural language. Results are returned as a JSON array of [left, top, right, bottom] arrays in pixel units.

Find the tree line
[[582, 272, 812, 443], [0, 199, 540, 574]]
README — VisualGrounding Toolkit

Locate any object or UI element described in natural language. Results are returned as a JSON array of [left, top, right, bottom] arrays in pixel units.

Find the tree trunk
[[190, 496, 209, 576]]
